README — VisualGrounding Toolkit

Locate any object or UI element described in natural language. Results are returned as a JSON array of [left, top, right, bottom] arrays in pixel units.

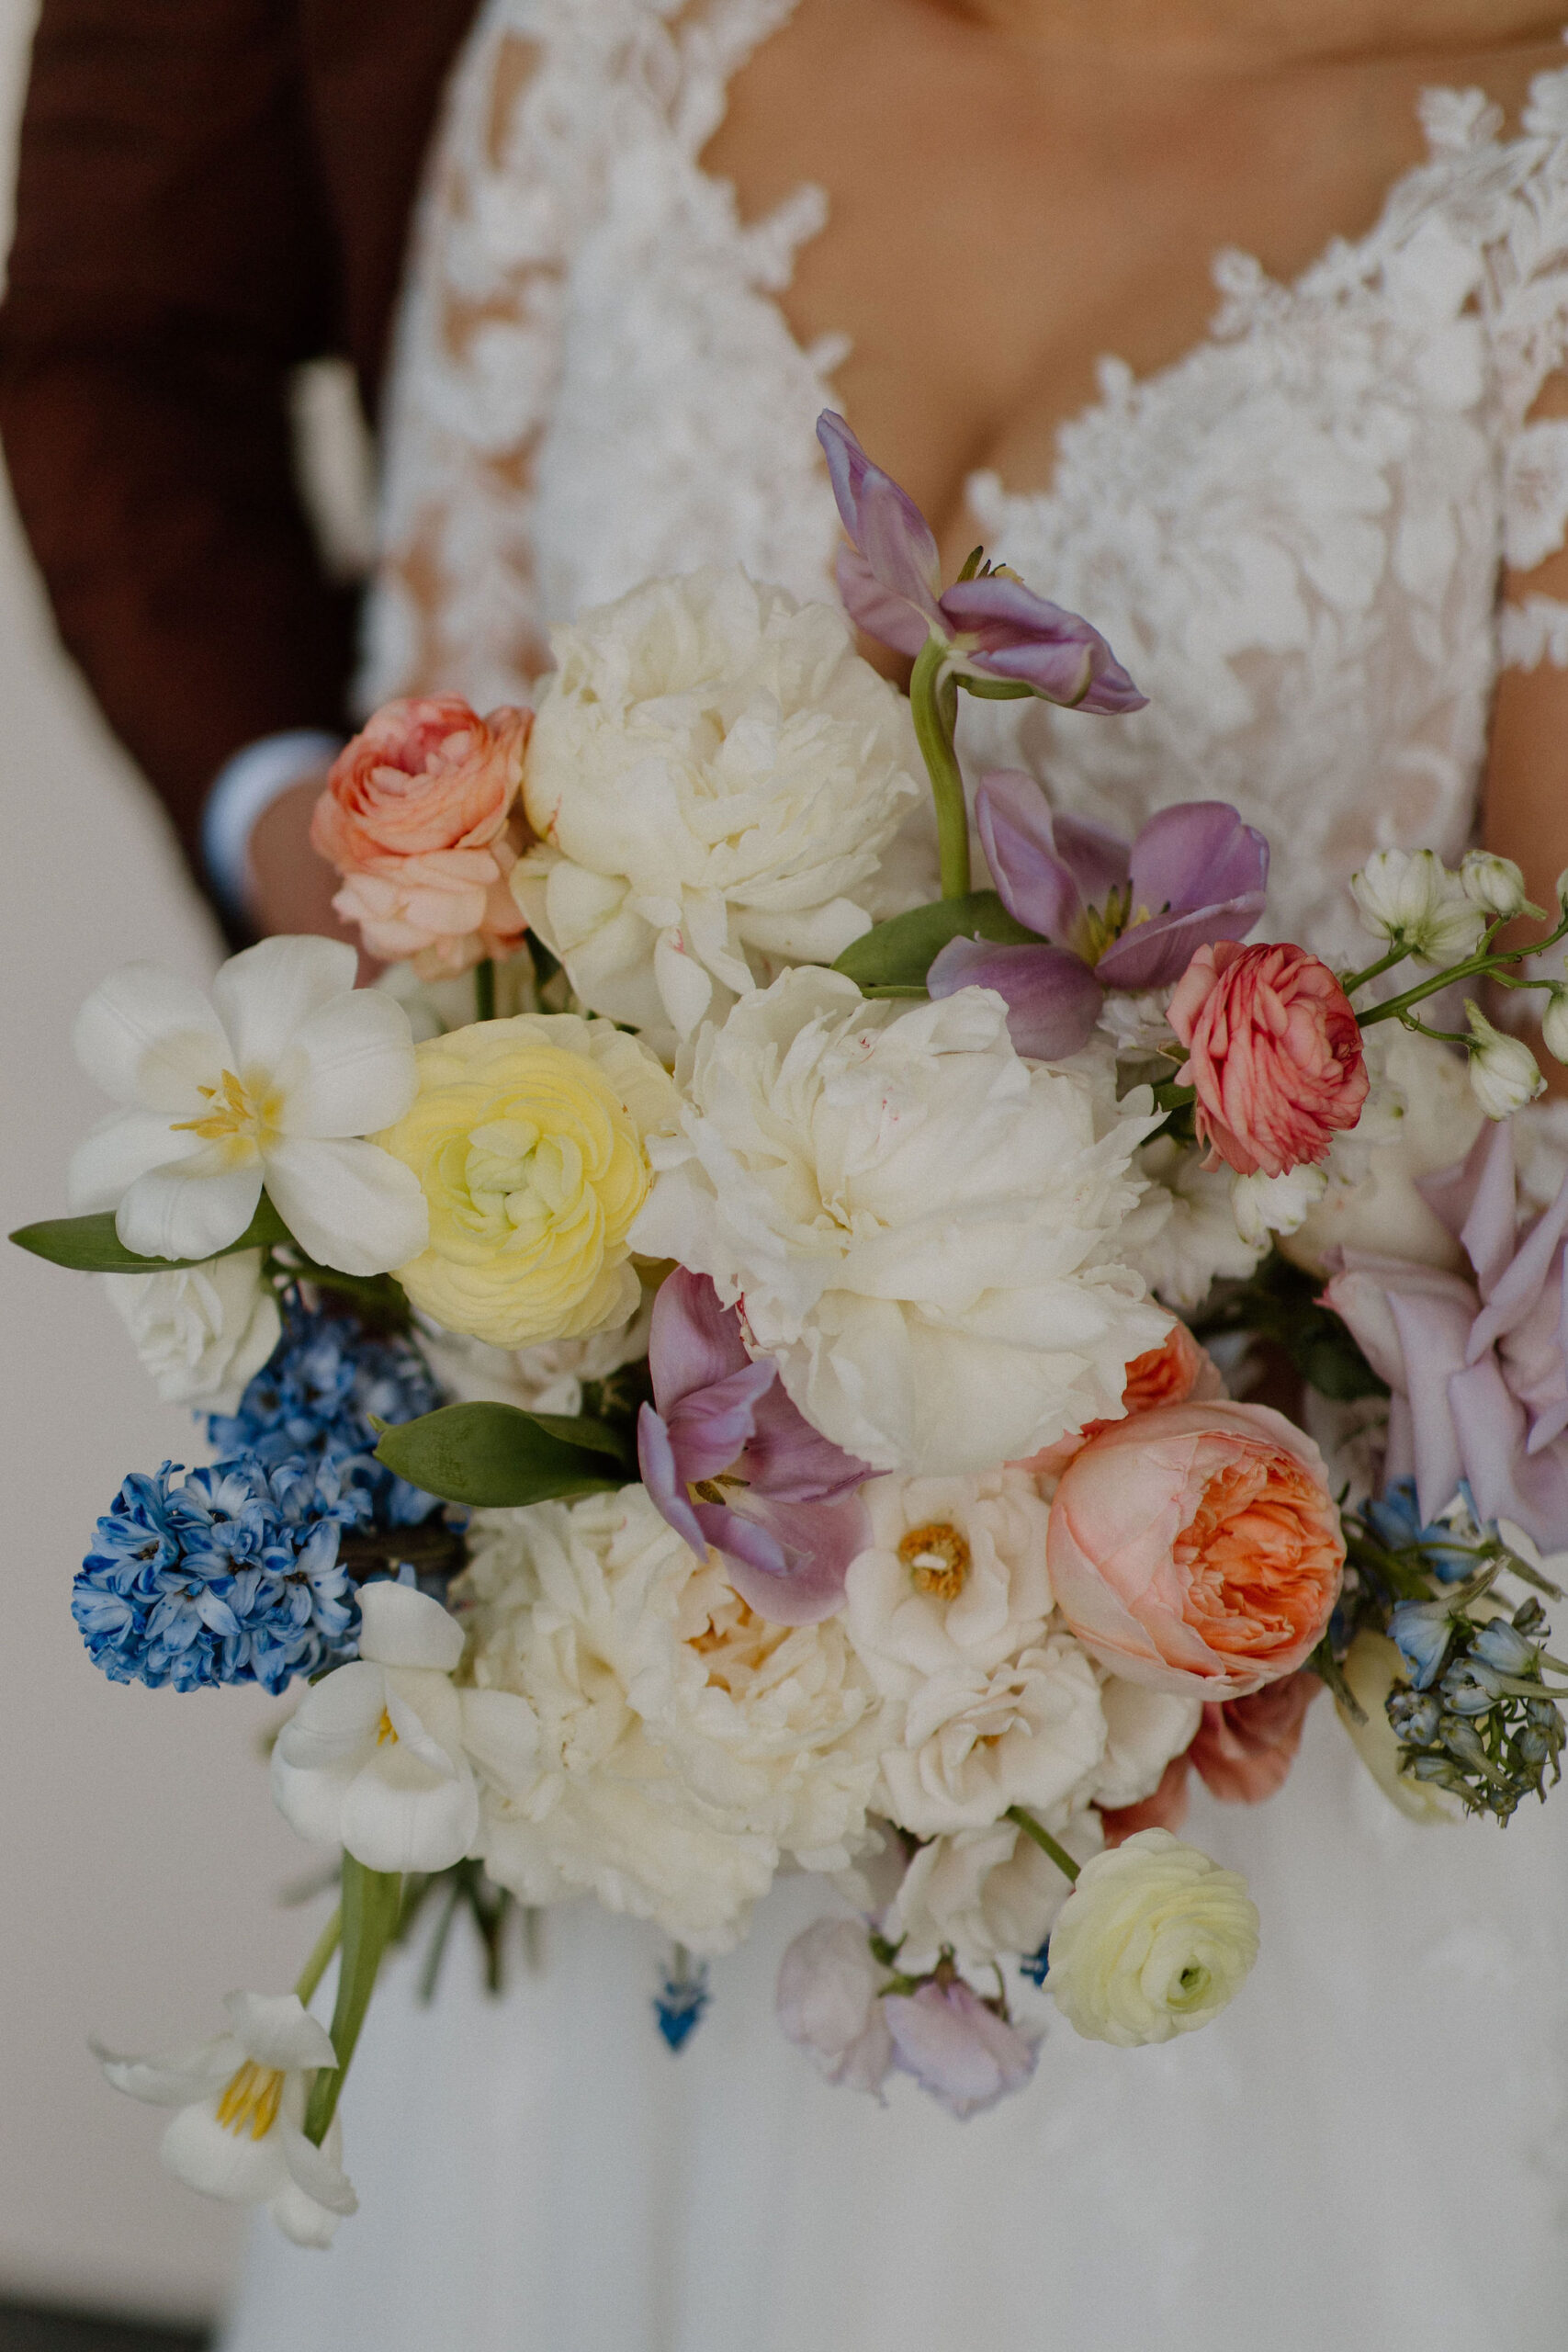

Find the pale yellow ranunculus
[[376, 1013, 678, 1348]]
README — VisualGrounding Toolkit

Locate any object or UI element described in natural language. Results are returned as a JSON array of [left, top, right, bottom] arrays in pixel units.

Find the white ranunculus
[[875, 1634, 1108, 1838], [1122, 1136, 1267, 1312], [459, 1487, 880, 1951], [513, 569, 922, 1053], [1047, 1827, 1259, 2046], [1282, 1027, 1483, 1277], [102, 1250, 280, 1408], [843, 1468, 1052, 1699], [70, 936, 428, 1274], [271, 1583, 534, 1875], [1091, 1676, 1203, 1812], [775, 1916, 895, 2096], [97, 1990, 355, 2247], [887, 1810, 1104, 1967], [632, 971, 1168, 1473]]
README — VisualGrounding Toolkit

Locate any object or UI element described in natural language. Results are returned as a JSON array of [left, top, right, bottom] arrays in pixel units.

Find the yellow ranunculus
[[376, 1013, 678, 1348]]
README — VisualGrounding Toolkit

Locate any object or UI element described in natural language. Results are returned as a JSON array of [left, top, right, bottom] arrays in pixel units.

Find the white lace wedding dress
[[225, 6, 1568, 2346]]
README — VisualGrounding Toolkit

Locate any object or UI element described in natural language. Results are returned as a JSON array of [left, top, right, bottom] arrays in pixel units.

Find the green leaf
[[374, 1401, 625, 1508], [8, 1193, 292, 1273], [831, 892, 1040, 991], [304, 1857, 403, 2146]]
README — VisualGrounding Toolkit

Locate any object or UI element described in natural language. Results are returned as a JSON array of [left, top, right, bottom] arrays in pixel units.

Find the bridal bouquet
[[20, 414, 1568, 2244]]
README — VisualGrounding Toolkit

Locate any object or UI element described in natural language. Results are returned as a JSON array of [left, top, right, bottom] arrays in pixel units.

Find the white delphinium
[[1046, 1828, 1260, 2046], [272, 1583, 535, 1874], [1460, 850, 1540, 922], [1349, 848, 1485, 965], [459, 1487, 881, 1951], [513, 569, 922, 1053], [102, 1250, 280, 1408], [1121, 1135, 1269, 1312], [632, 969, 1168, 1474], [842, 1467, 1052, 1697], [1543, 989, 1568, 1067], [70, 936, 427, 1273], [1464, 1000, 1545, 1118], [97, 1991, 355, 2247]]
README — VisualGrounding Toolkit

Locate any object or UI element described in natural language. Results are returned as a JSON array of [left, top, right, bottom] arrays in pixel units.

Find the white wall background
[[0, 0, 315, 2321]]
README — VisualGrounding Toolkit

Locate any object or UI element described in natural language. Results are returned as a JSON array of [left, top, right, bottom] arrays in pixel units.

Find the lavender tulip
[[882, 1976, 1040, 2119], [929, 775, 1269, 1058], [1322, 1122, 1568, 1548], [637, 1269, 872, 1623], [817, 413, 1145, 711]]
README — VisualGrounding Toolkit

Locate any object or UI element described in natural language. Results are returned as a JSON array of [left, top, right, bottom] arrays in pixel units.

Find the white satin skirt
[[221, 1703, 1568, 2352]]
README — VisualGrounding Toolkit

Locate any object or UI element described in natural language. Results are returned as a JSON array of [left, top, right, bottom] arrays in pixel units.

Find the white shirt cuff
[[202, 729, 344, 918]]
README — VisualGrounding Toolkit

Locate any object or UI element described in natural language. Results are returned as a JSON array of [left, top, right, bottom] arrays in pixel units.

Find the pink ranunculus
[[311, 695, 532, 977], [1013, 1322, 1225, 1479], [1047, 1401, 1345, 1699], [1168, 939, 1369, 1180]]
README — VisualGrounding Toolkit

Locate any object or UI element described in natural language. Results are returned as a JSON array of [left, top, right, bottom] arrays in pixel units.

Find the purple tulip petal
[[1126, 801, 1270, 925], [648, 1268, 750, 1411], [637, 1403, 710, 1560], [884, 1979, 1039, 2119], [937, 577, 1145, 713], [974, 771, 1090, 940], [742, 1379, 873, 1503], [928, 935, 1104, 1059], [818, 414, 943, 622], [1049, 809, 1134, 908], [834, 544, 931, 660], [696, 1492, 867, 1625], [666, 1359, 780, 1487], [1094, 894, 1269, 990]]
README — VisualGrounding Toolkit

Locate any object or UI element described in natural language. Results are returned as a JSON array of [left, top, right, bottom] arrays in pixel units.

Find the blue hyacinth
[[74, 1455, 369, 1694], [208, 1303, 443, 1528]]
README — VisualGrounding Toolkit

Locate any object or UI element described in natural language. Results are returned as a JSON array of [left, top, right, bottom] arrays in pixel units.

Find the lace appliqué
[[1500, 591, 1568, 668]]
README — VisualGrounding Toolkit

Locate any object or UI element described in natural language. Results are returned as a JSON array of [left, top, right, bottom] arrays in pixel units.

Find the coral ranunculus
[[312, 695, 532, 977], [1168, 940, 1369, 1179], [1046, 1401, 1345, 1698]]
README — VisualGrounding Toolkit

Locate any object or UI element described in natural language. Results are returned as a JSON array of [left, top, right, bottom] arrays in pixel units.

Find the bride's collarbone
[[703, 0, 1564, 548]]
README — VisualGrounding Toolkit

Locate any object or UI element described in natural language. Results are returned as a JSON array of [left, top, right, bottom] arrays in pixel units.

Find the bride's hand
[[244, 774, 380, 982]]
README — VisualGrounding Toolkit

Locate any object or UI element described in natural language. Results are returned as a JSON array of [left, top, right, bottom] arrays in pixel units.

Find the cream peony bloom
[[103, 1250, 280, 1408], [888, 1811, 1104, 1967], [513, 568, 922, 1053], [70, 936, 427, 1273], [1047, 1827, 1259, 2046], [632, 971, 1168, 1473], [875, 1634, 1108, 1838], [842, 1467, 1052, 1698], [374, 1012, 678, 1348], [459, 1487, 880, 1951]]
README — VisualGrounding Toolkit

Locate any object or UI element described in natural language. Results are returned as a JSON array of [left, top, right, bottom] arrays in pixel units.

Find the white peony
[[1122, 1135, 1267, 1312], [874, 1634, 1108, 1838], [103, 1250, 280, 1409], [632, 970, 1168, 1474], [1046, 1828, 1259, 2047], [458, 1486, 879, 1951], [843, 1468, 1052, 1698], [887, 1810, 1104, 1967], [513, 569, 922, 1053]]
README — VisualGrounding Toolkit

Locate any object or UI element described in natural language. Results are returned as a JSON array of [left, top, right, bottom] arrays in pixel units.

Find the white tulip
[[1460, 850, 1539, 922], [70, 935, 428, 1274], [1463, 1001, 1545, 1119], [1046, 1828, 1259, 2047], [1348, 850, 1484, 965], [272, 1582, 536, 1875], [96, 1990, 355, 2247], [102, 1250, 280, 1408]]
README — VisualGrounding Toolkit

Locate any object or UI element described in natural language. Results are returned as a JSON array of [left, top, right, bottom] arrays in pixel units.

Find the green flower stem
[[304, 1857, 402, 2146], [474, 957, 496, 1023], [1005, 1804, 1080, 1884], [1359, 905, 1568, 1030], [909, 637, 970, 900], [294, 1904, 343, 2008], [1341, 943, 1414, 998]]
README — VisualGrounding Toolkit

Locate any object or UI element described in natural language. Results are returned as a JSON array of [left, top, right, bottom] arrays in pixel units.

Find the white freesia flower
[[875, 1633, 1108, 1838], [1349, 848, 1484, 965], [513, 569, 921, 1052], [843, 1469, 1051, 1698], [887, 1811, 1104, 1966], [271, 1583, 535, 1874], [1122, 1136, 1267, 1312], [459, 1487, 880, 1951], [632, 970, 1168, 1473], [96, 1990, 355, 2248], [70, 936, 428, 1274], [1283, 1027, 1483, 1276], [1464, 1000, 1545, 1119], [1047, 1827, 1259, 2046], [775, 1916, 894, 2095], [102, 1250, 280, 1408]]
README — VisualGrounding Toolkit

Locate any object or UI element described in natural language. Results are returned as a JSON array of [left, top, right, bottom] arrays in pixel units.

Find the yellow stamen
[[171, 1069, 279, 1147], [215, 2059, 285, 2141], [375, 1707, 398, 1747], [898, 1522, 972, 1600]]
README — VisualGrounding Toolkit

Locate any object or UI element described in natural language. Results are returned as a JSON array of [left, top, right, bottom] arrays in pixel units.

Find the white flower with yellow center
[[96, 1990, 355, 2248], [875, 1632, 1109, 1838], [842, 1468, 1053, 1699], [69, 936, 428, 1273]]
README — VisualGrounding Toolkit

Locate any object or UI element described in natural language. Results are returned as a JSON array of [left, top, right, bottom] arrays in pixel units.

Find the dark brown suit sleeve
[[0, 0, 359, 882]]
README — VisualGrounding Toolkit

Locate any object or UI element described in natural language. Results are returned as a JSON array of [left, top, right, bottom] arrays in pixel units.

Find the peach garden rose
[[312, 695, 532, 978], [1168, 938, 1368, 1179], [1045, 1400, 1345, 1698]]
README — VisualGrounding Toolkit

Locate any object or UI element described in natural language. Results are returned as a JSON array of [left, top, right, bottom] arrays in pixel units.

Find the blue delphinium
[[1363, 1480, 1482, 1582], [74, 1455, 368, 1694], [208, 1302, 443, 1527], [654, 1957, 710, 2052]]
